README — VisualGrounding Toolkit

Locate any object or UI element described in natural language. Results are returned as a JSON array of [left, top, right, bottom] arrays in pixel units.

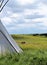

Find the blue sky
[[0, 0, 47, 34]]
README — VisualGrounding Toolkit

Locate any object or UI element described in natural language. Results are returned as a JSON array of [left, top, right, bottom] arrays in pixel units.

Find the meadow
[[0, 34, 47, 65]]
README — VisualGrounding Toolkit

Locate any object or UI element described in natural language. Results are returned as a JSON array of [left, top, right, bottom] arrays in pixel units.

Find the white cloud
[[10, 13, 22, 19], [38, 3, 47, 16], [17, 23, 36, 28], [23, 2, 47, 16], [33, 17, 47, 22], [1, 17, 12, 25], [17, 0, 37, 5], [24, 9, 35, 15], [8, 23, 36, 31]]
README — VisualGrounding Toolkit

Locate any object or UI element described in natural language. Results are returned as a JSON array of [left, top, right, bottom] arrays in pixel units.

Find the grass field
[[12, 34, 47, 50], [0, 34, 47, 65]]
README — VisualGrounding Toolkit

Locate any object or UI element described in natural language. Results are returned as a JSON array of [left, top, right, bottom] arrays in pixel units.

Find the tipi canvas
[[0, 20, 22, 54]]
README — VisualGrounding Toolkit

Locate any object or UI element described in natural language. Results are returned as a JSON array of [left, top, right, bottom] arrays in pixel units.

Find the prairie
[[0, 34, 47, 65]]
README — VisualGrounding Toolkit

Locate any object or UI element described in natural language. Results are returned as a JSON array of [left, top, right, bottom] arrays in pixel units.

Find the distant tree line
[[32, 33, 47, 37]]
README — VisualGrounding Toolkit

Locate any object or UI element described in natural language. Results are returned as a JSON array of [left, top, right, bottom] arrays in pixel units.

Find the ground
[[0, 34, 47, 65]]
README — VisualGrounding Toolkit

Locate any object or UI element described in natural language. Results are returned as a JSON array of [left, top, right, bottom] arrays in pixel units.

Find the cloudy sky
[[0, 0, 47, 34]]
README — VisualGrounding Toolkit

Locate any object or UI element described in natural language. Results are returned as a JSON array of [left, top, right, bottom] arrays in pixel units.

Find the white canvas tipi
[[0, 20, 23, 54], [0, 0, 23, 54]]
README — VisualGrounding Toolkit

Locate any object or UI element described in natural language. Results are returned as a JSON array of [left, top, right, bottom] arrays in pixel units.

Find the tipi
[[0, 0, 23, 54], [0, 20, 23, 54]]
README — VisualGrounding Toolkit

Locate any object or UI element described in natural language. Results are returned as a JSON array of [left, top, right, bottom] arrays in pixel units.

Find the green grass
[[0, 34, 47, 65], [12, 34, 47, 50]]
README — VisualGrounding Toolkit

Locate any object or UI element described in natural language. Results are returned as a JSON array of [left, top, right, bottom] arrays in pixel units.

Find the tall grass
[[0, 34, 47, 65], [0, 50, 47, 65]]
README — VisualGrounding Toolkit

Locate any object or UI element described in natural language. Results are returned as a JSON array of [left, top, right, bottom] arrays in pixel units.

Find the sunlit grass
[[0, 34, 47, 65], [12, 34, 47, 50]]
